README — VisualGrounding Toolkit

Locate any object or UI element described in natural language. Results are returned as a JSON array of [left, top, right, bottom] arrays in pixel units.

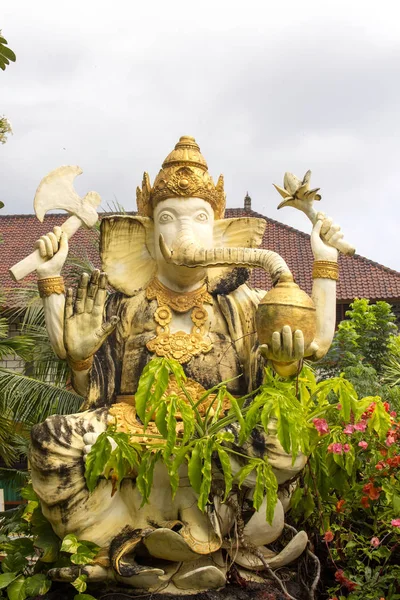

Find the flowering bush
[[290, 369, 400, 599]]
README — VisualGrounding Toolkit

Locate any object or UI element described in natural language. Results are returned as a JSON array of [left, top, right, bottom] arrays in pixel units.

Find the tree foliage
[[0, 32, 16, 71]]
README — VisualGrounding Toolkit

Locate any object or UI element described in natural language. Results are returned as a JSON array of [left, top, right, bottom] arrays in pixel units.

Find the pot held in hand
[[256, 273, 316, 353]]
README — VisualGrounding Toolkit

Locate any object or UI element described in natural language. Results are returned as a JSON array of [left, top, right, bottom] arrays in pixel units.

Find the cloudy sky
[[1, 0, 400, 269]]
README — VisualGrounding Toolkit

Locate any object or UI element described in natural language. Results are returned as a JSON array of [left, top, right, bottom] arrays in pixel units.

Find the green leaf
[[21, 500, 38, 522], [135, 360, 159, 422], [70, 544, 97, 565], [235, 461, 257, 488], [0, 574, 17, 590], [84, 432, 112, 492], [168, 445, 190, 498], [198, 438, 214, 512], [0, 45, 16, 62], [253, 463, 265, 511], [262, 461, 278, 524], [136, 450, 161, 505], [1, 553, 27, 574], [24, 574, 51, 596], [71, 574, 87, 592], [19, 485, 38, 501], [188, 443, 203, 494], [368, 399, 391, 440], [216, 446, 233, 501], [228, 394, 246, 444], [60, 533, 80, 554], [165, 358, 186, 386], [34, 529, 60, 562], [155, 402, 168, 438], [74, 594, 98, 600], [6, 577, 26, 600], [163, 397, 177, 461], [177, 398, 195, 443], [144, 362, 169, 427]]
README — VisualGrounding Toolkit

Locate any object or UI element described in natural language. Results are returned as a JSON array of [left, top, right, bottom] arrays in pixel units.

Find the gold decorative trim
[[108, 402, 184, 445], [136, 136, 226, 219], [67, 355, 94, 372], [146, 303, 212, 364], [37, 276, 65, 298], [312, 260, 339, 280], [115, 377, 230, 418], [146, 278, 213, 313]]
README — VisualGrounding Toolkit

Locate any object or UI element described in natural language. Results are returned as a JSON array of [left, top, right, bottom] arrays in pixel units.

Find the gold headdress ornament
[[136, 136, 226, 219]]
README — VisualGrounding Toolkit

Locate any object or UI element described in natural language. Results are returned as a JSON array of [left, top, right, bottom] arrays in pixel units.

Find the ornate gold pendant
[[146, 303, 212, 364]]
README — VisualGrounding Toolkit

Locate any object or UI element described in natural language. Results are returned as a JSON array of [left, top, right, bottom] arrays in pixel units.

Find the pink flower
[[370, 537, 380, 547], [390, 411, 397, 418], [358, 441, 368, 450], [354, 421, 367, 432], [391, 519, 400, 527], [328, 443, 343, 454], [337, 403, 342, 410], [343, 424, 355, 434], [313, 418, 329, 435], [343, 443, 350, 453], [323, 530, 334, 542], [386, 434, 396, 447]]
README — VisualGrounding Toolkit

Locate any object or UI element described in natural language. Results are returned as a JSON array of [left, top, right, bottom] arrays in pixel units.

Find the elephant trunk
[[159, 235, 292, 285]]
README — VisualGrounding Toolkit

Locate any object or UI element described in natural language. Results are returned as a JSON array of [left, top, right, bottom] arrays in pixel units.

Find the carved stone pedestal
[[42, 579, 307, 600]]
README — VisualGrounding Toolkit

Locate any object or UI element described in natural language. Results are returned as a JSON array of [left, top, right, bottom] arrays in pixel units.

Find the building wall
[[0, 313, 25, 372]]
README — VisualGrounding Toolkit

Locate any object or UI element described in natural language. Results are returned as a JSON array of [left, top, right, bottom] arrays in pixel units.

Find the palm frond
[[0, 368, 83, 424], [0, 317, 35, 361], [0, 468, 29, 489], [17, 322, 70, 385], [4, 283, 45, 328]]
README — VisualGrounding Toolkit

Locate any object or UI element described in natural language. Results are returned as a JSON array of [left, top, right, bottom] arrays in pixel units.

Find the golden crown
[[136, 136, 226, 219]]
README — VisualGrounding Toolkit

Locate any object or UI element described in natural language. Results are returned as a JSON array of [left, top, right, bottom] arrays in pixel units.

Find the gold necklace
[[146, 277, 213, 312], [146, 279, 213, 364]]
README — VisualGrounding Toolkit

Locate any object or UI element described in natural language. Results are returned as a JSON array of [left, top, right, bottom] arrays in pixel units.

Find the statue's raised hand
[[64, 270, 119, 362], [36, 227, 69, 279]]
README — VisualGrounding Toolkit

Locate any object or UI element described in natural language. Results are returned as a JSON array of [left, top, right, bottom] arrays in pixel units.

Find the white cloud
[[1, 0, 400, 269]]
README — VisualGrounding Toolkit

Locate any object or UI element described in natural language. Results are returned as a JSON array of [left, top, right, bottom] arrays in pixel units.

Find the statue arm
[[308, 215, 340, 361]]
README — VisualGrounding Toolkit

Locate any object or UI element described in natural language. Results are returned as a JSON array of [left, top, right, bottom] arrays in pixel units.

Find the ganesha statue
[[28, 136, 347, 594]]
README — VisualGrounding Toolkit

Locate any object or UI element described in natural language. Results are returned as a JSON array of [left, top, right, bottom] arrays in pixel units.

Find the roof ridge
[[238, 208, 400, 277]]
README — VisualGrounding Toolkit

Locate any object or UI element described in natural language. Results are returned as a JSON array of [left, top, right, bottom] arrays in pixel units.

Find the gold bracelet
[[38, 276, 65, 298], [67, 355, 94, 372], [312, 260, 339, 281]]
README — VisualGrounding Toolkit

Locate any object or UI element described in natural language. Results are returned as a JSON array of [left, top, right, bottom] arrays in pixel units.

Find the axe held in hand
[[9, 166, 101, 282]]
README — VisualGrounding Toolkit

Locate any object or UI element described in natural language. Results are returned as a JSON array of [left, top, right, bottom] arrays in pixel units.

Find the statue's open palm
[[64, 270, 119, 361]]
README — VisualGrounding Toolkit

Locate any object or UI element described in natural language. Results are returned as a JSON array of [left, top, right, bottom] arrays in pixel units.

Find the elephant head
[[100, 136, 292, 294]]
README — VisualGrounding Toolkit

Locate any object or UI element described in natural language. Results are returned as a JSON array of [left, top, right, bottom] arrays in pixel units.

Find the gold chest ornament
[[146, 278, 213, 364]]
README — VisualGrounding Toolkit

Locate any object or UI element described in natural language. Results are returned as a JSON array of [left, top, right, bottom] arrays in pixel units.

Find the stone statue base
[[42, 577, 307, 600]]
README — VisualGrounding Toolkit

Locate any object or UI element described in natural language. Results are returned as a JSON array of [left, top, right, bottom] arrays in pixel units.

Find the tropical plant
[[0, 357, 398, 599], [0, 32, 16, 71], [317, 299, 400, 412], [0, 116, 12, 145]]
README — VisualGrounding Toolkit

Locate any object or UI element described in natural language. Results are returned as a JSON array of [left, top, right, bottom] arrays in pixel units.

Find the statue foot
[[178, 496, 222, 554], [116, 565, 175, 590], [172, 553, 226, 591], [48, 564, 111, 582], [143, 527, 199, 562], [227, 530, 308, 570], [110, 526, 160, 577]]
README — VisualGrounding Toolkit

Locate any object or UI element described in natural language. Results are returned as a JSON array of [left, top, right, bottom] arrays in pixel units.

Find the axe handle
[[9, 215, 83, 282]]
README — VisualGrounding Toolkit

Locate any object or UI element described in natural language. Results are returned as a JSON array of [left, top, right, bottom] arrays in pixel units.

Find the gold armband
[[37, 276, 65, 298], [312, 260, 339, 281], [67, 355, 94, 372]]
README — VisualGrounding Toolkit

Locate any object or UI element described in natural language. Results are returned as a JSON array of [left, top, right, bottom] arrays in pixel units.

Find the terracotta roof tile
[[1, 209, 400, 304]]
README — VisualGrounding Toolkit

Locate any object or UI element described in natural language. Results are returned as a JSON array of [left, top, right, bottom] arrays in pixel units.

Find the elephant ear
[[208, 217, 266, 291], [100, 215, 156, 295]]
